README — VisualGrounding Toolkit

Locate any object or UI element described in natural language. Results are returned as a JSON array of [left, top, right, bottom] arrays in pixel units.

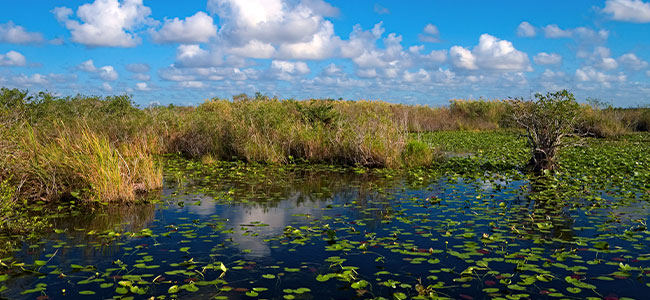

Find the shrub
[[509, 90, 581, 172], [401, 140, 438, 168]]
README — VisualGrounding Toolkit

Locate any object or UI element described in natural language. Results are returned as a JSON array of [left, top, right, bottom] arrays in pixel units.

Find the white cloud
[[13, 73, 49, 85], [403, 69, 430, 82], [450, 34, 531, 72], [179, 81, 205, 88], [125, 63, 150, 73], [204, 0, 341, 61], [270, 60, 310, 74], [0, 50, 27, 66], [517, 21, 536, 37], [0, 22, 45, 44], [77, 59, 119, 80], [135, 82, 150, 91], [276, 21, 338, 59], [450, 46, 478, 70], [78, 59, 97, 72], [534, 52, 562, 65], [356, 68, 377, 78], [152, 12, 217, 44], [229, 40, 276, 58], [543, 24, 609, 43], [646, 70, 650, 77], [322, 63, 343, 76], [159, 65, 256, 82], [590, 47, 619, 70], [543, 24, 572, 38], [576, 66, 626, 83], [175, 44, 224, 67], [53, 0, 152, 47], [374, 4, 390, 15], [618, 53, 649, 70], [132, 73, 151, 81], [5, 72, 77, 88], [603, 0, 650, 23], [102, 82, 113, 92], [419, 24, 440, 43], [98, 66, 119, 81]]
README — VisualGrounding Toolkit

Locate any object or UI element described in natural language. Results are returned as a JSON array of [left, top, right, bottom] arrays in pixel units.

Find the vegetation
[[1, 84, 650, 299], [508, 90, 581, 172]]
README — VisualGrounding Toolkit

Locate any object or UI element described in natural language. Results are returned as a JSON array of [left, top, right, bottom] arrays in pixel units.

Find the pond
[[1, 156, 650, 300]]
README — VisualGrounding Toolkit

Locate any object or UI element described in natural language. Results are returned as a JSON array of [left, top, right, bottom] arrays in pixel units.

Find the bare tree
[[509, 90, 580, 172]]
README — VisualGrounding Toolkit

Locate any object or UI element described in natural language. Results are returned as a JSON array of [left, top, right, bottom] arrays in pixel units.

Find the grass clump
[[1, 88, 162, 203], [401, 140, 439, 168], [168, 98, 408, 167]]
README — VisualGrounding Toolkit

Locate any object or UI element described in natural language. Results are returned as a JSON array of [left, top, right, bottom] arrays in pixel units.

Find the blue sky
[[1, 0, 649, 106]]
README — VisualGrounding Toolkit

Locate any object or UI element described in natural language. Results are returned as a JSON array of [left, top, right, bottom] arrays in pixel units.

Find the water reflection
[[3, 159, 649, 300]]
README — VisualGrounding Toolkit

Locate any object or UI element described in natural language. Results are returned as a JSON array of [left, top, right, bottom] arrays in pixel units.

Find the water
[[2, 158, 650, 299]]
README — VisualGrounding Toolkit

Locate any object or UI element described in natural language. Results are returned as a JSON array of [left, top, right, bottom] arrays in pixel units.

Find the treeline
[[1, 88, 649, 204]]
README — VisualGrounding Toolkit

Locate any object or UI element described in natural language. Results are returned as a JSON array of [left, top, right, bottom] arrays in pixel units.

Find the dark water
[[2, 159, 650, 300]]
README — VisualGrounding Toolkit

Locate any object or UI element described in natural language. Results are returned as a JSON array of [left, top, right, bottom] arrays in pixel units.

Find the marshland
[[1, 88, 649, 299]]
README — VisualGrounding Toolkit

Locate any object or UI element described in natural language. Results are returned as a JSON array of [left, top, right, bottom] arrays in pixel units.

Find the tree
[[509, 90, 580, 172]]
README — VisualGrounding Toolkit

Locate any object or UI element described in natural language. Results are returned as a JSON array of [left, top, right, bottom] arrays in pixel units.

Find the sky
[[1, 0, 650, 106]]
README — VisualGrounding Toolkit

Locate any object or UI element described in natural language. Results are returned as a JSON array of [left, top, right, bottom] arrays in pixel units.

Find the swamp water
[[2, 157, 650, 300]]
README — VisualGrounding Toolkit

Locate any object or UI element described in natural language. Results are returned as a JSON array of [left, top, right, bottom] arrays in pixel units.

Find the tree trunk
[[527, 150, 554, 173]]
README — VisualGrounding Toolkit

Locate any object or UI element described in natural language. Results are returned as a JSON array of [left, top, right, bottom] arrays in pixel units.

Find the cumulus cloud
[[152, 12, 217, 43], [543, 24, 609, 43], [450, 46, 477, 70], [419, 24, 440, 43], [0, 50, 27, 66], [533, 52, 562, 65], [589, 47, 619, 70], [270, 60, 310, 74], [575, 66, 626, 84], [179, 81, 205, 88], [206, 0, 339, 60], [77, 59, 119, 80], [321, 63, 343, 76], [517, 22, 536, 37], [53, 0, 152, 47], [618, 53, 649, 70], [126, 63, 150, 73], [450, 34, 531, 72], [403, 69, 430, 83], [0, 22, 45, 44], [132, 73, 151, 81], [543, 24, 572, 38], [135, 82, 150, 91], [159, 64, 256, 83], [603, 0, 650, 23]]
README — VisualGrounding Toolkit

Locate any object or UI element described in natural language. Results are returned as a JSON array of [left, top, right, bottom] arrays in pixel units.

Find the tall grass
[[2, 87, 649, 204], [166, 99, 411, 167]]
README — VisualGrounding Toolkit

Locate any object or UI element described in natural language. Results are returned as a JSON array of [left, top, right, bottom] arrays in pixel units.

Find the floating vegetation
[[0, 131, 649, 299]]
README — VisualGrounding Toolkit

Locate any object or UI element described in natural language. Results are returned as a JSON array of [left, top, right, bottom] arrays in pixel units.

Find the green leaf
[[79, 291, 96, 295]]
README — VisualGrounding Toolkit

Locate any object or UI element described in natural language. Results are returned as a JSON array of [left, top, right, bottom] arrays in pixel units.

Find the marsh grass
[[1, 87, 649, 204]]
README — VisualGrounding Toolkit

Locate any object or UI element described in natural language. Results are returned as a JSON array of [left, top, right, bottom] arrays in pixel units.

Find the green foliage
[[401, 140, 438, 168], [509, 90, 581, 172]]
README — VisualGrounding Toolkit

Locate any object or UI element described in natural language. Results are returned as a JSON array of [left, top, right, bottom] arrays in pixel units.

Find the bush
[[509, 90, 581, 172], [401, 140, 438, 168]]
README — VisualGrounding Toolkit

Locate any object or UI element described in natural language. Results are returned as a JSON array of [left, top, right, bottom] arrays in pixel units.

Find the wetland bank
[[1, 88, 650, 299]]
